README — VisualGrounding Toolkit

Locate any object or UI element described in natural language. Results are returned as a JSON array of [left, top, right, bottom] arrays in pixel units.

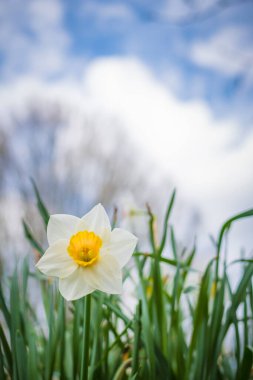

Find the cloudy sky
[[0, 0, 253, 261]]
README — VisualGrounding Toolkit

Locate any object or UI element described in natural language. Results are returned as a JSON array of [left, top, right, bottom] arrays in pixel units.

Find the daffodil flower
[[36, 204, 138, 301]]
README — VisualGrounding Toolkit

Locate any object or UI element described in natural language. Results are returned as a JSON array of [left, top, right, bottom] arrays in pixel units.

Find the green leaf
[[0, 323, 12, 375], [183, 286, 197, 294], [154, 344, 176, 380], [170, 227, 178, 261], [222, 263, 253, 338], [112, 358, 131, 380], [10, 270, 20, 380], [215, 208, 253, 280], [31, 178, 50, 227], [159, 190, 176, 255], [27, 331, 39, 380], [22, 220, 44, 256], [131, 300, 142, 377], [0, 341, 6, 380], [133, 252, 196, 270], [135, 256, 155, 379], [57, 295, 66, 380], [236, 346, 253, 380], [16, 330, 28, 380], [44, 287, 58, 380], [0, 283, 11, 329], [185, 258, 215, 377], [92, 294, 132, 327]]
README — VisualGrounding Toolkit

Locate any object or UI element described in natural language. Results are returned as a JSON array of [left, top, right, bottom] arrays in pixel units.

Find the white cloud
[[0, 0, 81, 78], [82, 57, 253, 258], [0, 57, 252, 262], [191, 26, 253, 77], [161, 0, 195, 21], [157, 0, 219, 22], [81, 1, 134, 22]]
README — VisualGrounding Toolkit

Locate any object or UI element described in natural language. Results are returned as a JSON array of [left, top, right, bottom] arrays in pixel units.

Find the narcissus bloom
[[36, 204, 137, 301]]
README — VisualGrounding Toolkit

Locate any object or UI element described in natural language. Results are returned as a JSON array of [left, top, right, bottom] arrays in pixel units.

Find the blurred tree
[[0, 94, 179, 270]]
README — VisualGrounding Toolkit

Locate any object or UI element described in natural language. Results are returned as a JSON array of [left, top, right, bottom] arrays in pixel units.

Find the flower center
[[67, 231, 102, 267]]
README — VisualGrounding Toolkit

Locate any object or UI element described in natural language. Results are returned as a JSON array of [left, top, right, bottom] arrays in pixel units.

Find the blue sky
[[69, 0, 253, 126], [0, 0, 253, 261], [1, 0, 253, 127]]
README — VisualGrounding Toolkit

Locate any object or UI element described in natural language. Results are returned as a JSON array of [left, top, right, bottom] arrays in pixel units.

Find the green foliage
[[0, 187, 253, 379]]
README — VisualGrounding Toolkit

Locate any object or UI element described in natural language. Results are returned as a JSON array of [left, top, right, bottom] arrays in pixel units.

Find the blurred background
[[0, 0, 253, 273]]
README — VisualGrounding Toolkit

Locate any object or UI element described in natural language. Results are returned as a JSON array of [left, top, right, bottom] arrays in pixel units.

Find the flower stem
[[80, 294, 91, 380]]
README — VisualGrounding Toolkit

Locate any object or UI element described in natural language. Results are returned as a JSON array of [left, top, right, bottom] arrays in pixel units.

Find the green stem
[[131, 300, 142, 377], [80, 294, 91, 380]]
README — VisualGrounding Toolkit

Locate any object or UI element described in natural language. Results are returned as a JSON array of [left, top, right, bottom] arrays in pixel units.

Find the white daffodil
[[36, 204, 138, 301]]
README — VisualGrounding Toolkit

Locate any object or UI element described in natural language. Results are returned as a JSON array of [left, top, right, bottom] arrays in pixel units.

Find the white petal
[[77, 204, 111, 239], [36, 240, 77, 278], [106, 228, 138, 268], [59, 268, 95, 301], [84, 255, 122, 294], [47, 214, 80, 245]]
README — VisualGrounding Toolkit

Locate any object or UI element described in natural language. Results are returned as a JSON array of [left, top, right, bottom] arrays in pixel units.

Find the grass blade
[[31, 178, 50, 227]]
